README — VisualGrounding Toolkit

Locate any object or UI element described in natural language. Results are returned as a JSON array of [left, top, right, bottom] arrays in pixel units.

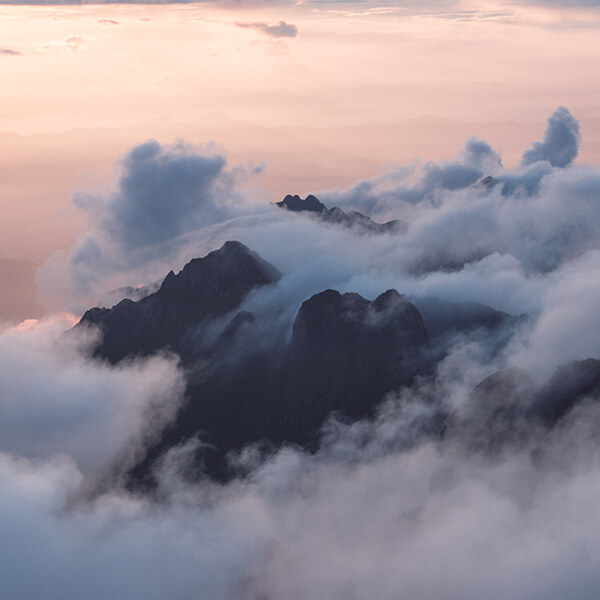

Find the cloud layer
[[14, 105, 600, 598]]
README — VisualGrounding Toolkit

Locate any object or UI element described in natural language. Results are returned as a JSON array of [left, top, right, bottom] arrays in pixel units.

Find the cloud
[[2, 358, 600, 599], [51, 139, 264, 307], [11, 104, 600, 599], [98, 18, 119, 25], [0, 316, 184, 476], [0, 0, 294, 4], [42, 35, 89, 53], [236, 20, 298, 39], [520, 106, 581, 168], [0, 47, 20, 55], [526, 0, 600, 5]]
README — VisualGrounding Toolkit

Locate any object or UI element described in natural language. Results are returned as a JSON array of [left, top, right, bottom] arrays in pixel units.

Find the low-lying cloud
[[18, 105, 600, 598], [0, 316, 184, 475]]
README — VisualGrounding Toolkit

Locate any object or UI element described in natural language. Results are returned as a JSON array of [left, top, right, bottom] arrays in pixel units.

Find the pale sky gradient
[[1, 0, 599, 266]]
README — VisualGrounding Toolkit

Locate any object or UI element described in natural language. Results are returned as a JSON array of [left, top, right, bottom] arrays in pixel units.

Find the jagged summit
[[278, 194, 326, 213], [292, 288, 426, 350], [277, 193, 406, 234], [77, 241, 280, 363], [157, 240, 280, 302]]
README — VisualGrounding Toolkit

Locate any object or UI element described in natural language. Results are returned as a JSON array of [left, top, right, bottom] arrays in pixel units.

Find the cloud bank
[[17, 105, 600, 598]]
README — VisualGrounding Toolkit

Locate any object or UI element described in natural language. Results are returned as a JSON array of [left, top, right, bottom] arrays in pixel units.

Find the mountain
[[277, 194, 406, 234], [124, 287, 431, 485], [71, 241, 600, 488], [443, 359, 600, 453], [97, 280, 161, 309], [77, 241, 280, 364]]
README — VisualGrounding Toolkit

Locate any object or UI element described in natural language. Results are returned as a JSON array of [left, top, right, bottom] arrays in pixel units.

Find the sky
[[1, 0, 600, 276], [1, 3, 600, 597]]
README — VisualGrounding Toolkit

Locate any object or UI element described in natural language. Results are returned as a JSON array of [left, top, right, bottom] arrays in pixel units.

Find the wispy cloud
[[42, 35, 89, 53], [236, 20, 298, 38]]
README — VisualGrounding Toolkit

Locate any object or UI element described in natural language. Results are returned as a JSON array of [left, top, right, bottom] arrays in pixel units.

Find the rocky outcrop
[[277, 193, 406, 234], [77, 241, 280, 363]]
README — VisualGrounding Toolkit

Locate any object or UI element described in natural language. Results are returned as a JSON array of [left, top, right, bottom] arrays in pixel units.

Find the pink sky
[[1, 0, 599, 316]]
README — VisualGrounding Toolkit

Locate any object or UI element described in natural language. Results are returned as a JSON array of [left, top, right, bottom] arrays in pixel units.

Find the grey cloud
[[13, 104, 600, 599], [319, 109, 579, 218], [3, 354, 600, 599], [98, 18, 119, 25], [0, 48, 20, 55], [89, 139, 227, 249], [236, 20, 298, 38], [520, 106, 581, 168], [0, 316, 184, 475], [58, 139, 262, 306], [318, 136, 502, 214]]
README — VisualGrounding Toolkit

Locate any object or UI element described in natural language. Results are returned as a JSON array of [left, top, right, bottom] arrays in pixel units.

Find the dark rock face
[[412, 297, 526, 340], [445, 359, 600, 453], [128, 287, 430, 484], [533, 358, 600, 427], [72, 240, 600, 488], [443, 367, 537, 452], [279, 289, 428, 438], [77, 241, 280, 364], [277, 193, 406, 234], [97, 280, 161, 308], [277, 194, 326, 213]]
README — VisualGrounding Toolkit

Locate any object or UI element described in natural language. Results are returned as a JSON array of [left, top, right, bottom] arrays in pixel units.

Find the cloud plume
[[520, 106, 581, 168]]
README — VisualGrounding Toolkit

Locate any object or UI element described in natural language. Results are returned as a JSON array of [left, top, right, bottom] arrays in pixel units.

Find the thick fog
[[4, 106, 600, 598]]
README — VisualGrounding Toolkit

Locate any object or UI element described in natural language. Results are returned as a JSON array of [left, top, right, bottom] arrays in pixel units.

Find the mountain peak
[[77, 241, 280, 363], [277, 194, 327, 213]]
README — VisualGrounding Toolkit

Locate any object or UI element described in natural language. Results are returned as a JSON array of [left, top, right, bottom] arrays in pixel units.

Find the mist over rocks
[[68, 238, 599, 489], [6, 106, 600, 599], [77, 241, 280, 364], [75, 248, 440, 484]]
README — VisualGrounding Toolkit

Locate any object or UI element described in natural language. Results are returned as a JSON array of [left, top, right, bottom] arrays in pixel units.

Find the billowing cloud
[[53, 139, 264, 307], [2, 350, 600, 599], [0, 316, 183, 475], [520, 106, 581, 168], [236, 20, 298, 38], [10, 104, 600, 599]]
